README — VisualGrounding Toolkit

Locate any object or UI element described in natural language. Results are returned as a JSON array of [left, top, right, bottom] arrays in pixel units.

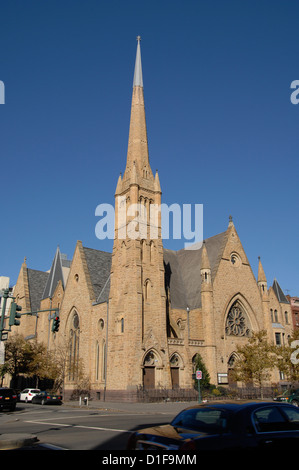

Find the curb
[[0, 433, 38, 450]]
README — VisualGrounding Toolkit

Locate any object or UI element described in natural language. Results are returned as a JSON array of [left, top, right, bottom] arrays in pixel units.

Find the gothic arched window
[[225, 301, 251, 337], [145, 279, 151, 300], [69, 310, 80, 381]]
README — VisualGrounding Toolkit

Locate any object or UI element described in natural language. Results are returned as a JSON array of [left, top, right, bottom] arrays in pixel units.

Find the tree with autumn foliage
[[230, 330, 277, 397], [4, 334, 60, 389]]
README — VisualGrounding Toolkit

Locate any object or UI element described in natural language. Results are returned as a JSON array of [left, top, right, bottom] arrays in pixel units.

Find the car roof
[[180, 401, 293, 412]]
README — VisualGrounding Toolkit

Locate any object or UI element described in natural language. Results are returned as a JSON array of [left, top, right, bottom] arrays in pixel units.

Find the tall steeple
[[107, 38, 170, 397], [122, 36, 153, 184]]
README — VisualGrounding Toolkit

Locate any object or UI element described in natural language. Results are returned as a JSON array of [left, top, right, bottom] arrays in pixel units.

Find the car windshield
[[171, 407, 229, 434]]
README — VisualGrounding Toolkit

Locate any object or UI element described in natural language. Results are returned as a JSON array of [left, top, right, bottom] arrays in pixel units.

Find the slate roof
[[272, 279, 289, 304], [27, 269, 49, 312], [163, 232, 227, 309], [83, 247, 112, 304]]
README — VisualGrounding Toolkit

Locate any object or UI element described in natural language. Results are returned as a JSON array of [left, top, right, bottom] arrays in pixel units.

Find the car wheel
[[291, 400, 299, 407], [10, 404, 16, 411]]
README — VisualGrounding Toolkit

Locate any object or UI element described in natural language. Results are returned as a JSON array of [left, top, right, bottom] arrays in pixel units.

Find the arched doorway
[[143, 351, 157, 389], [170, 353, 182, 389], [227, 353, 238, 387]]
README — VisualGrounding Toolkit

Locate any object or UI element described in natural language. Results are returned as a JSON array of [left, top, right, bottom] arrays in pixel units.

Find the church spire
[[133, 36, 143, 87], [123, 37, 152, 183]]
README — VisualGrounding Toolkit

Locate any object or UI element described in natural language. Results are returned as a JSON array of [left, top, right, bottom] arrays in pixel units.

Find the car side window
[[253, 406, 287, 432], [280, 406, 299, 430]]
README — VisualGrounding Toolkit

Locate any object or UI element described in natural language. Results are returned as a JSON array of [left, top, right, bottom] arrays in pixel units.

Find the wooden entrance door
[[171, 368, 179, 388], [143, 367, 155, 389]]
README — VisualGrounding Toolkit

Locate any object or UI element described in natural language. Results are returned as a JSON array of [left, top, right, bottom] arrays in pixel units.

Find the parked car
[[0, 388, 18, 411], [31, 391, 62, 405], [274, 389, 299, 407], [127, 401, 299, 450], [19, 388, 40, 402]]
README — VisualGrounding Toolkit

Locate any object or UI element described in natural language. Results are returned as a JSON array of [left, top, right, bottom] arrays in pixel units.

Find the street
[[0, 401, 191, 450]]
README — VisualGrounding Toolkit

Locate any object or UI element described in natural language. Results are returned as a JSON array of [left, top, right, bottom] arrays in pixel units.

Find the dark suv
[[0, 388, 18, 411]]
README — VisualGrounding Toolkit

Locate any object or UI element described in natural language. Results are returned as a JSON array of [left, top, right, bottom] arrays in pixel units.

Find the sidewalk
[[63, 399, 199, 415], [0, 433, 38, 450]]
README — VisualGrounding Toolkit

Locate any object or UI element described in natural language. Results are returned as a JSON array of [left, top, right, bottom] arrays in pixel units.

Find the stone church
[[12, 39, 293, 400]]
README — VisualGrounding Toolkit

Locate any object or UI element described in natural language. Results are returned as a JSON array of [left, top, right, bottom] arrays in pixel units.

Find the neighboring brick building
[[287, 296, 299, 330], [11, 39, 294, 400]]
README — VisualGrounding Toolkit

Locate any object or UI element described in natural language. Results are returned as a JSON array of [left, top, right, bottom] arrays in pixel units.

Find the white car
[[19, 388, 40, 402]]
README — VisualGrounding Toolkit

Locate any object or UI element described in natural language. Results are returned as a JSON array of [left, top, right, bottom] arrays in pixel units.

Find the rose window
[[225, 303, 250, 337]]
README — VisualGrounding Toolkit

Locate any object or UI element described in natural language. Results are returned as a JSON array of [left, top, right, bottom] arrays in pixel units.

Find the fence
[[136, 385, 279, 402]]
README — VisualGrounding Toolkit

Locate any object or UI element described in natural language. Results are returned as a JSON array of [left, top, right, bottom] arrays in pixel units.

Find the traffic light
[[9, 301, 22, 327], [52, 316, 60, 333]]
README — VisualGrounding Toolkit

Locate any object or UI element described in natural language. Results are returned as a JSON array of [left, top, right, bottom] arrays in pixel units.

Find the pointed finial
[[228, 215, 234, 227]]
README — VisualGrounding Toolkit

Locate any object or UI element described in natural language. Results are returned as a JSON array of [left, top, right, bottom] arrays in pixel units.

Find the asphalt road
[[0, 401, 191, 450]]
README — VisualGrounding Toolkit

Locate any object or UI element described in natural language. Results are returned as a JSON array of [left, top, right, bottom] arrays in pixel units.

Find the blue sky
[[0, 0, 298, 296]]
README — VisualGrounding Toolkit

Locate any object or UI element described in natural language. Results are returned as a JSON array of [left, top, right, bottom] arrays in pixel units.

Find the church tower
[[106, 38, 171, 399]]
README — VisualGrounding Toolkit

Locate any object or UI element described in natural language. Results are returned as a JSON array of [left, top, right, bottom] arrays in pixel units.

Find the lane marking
[[25, 420, 130, 433], [25, 412, 137, 421]]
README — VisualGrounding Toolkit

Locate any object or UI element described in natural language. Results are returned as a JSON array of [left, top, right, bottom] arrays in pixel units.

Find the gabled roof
[[83, 247, 112, 304], [272, 278, 289, 304], [163, 231, 227, 309]]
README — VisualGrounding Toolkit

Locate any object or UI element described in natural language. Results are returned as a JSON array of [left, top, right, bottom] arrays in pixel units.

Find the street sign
[[196, 370, 202, 380]]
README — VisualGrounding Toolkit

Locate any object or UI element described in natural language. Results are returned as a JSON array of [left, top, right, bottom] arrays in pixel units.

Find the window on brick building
[[275, 332, 281, 345], [285, 311, 289, 324], [270, 309, 274, 322]]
